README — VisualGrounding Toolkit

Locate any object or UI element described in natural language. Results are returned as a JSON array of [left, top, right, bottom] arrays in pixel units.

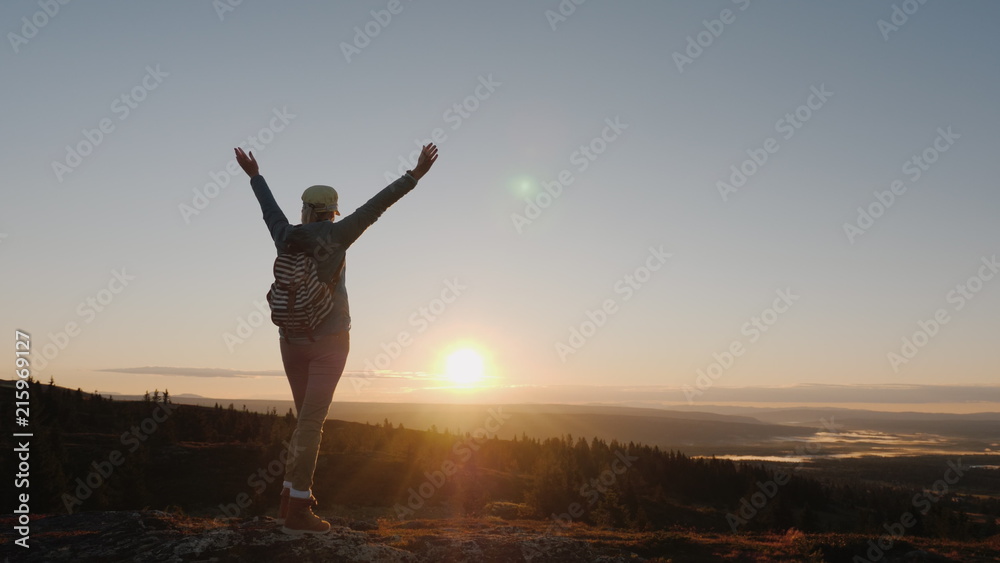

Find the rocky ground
[[2, 510, 998, 562]]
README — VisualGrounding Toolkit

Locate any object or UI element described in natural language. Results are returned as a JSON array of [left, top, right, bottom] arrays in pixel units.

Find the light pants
[[279, 330, 349, 492]]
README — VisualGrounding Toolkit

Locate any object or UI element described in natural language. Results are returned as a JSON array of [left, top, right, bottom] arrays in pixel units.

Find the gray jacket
[[250, 173, 417, 342]]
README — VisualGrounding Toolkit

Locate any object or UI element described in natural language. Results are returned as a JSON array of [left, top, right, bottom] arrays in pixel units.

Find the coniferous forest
[[4, 378, 999, 546]]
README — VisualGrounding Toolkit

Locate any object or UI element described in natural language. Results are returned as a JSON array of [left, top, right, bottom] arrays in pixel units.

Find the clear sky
[[3, 1, 999, 410]]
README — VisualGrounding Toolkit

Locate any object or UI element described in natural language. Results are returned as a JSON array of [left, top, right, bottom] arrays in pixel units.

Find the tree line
[[5, 378, 995, 540]]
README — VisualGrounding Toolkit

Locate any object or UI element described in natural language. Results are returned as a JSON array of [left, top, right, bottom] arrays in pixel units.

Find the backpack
[[266, 236, 342, 341]]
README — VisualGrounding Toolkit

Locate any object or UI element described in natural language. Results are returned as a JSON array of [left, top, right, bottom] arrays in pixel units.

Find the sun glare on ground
[[444, 348, 486, 387]]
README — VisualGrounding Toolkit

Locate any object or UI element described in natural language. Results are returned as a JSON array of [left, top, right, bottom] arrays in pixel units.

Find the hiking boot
[[277, 490, 317, 525], [276, 488, 290, 524], [282, 496, 330, 536]]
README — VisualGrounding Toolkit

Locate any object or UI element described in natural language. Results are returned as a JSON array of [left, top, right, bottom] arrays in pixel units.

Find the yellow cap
[[301, 185, 339, 215]]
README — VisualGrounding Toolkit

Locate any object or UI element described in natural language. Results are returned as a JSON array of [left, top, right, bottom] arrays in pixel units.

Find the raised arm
[[235, 147, 292, 250], [334, 174, 416, 246], [336, 143, 439, 246]]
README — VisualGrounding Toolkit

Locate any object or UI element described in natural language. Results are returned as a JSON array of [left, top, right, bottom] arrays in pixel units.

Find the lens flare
[[508, 175, 538, 198]]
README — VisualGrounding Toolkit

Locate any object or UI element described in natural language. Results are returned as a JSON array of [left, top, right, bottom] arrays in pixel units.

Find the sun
[[444, 348, 485, 386]]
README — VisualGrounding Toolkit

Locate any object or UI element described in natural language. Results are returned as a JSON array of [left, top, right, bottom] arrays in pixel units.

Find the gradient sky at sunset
[[3, 1, 999, 409]]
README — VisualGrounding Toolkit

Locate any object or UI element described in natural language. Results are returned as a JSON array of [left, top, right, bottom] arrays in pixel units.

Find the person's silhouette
[[235, 143, 438, 535]]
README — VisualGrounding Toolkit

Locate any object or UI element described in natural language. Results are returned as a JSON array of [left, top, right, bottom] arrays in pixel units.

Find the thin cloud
[[342, 370, 435, 380], [101, 367, 283, 378], [102, 366, 434, 380], [511, 384, 1000, 404], [681, 383, 1000, 404], [422, 384, 1000, 406]]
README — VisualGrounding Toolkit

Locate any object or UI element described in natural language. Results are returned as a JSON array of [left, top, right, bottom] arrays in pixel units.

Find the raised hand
[[410, 143, 439, 181], [234, 147, 259, 178]]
